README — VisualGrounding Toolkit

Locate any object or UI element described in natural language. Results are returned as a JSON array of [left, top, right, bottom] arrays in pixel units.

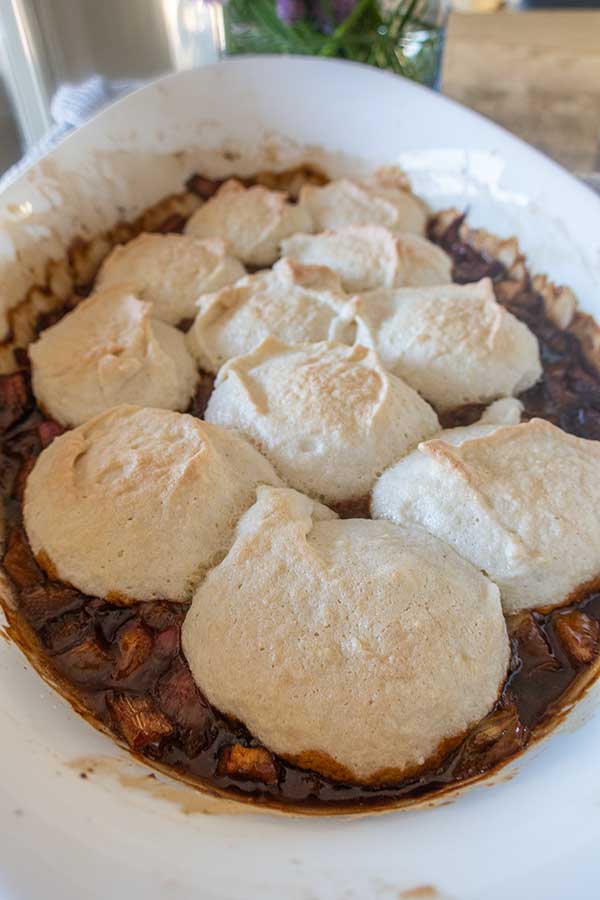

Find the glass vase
[[222, 1, 449, 89]]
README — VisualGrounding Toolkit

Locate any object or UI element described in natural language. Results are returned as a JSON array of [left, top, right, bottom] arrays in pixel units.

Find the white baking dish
[[1, 57, 600, 900]]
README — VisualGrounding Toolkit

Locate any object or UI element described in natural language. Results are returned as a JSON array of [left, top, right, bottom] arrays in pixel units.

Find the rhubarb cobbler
[[2, 165, 600, 812]]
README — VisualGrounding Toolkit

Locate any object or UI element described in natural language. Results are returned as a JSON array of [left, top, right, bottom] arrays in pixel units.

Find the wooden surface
[[442, 10, 600, 174]]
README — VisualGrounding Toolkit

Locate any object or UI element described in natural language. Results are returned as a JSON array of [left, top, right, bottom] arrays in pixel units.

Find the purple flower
[[330, 0, 358, 21], [276, 0, 308, 24], [312, 0, 357, 29]]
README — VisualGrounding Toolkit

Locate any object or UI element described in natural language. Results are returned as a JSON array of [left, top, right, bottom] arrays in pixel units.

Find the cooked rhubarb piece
[[438, 402, 487, 430], [18, 583, 84, 628], [153, 625, 180, 659], [41, 610, 93, 654], [429, 215, 504, 285], [141, 601, 186, 631], [186, 174, 222, 200], [217, 744, 279, 785], [92, 604, 137, 643], [53, 637, 114, 688], [155, 214, 186, 234], [3, 529, 43, 589], [0, 372, 32, 432], [509, 612, 560, 672], [107, 692, 173, 750], [37, 420, 64, 448], [456, 702, 526, 779], [188, 372, 215, 420], [0, 454, 18, 499], [113, 621, 154, 679], [109, 619, 178, 692], [554, 610, 600, 666], [14, 456, 36, 501], [158, 659, 213, 734], [3, 426, 41, 459]]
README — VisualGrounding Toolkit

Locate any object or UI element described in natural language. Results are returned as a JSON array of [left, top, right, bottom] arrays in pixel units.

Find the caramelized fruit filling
[[1, 178, 600, 811]]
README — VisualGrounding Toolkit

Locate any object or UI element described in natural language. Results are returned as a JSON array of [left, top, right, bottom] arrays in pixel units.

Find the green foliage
[[224, 0, 444, 87]]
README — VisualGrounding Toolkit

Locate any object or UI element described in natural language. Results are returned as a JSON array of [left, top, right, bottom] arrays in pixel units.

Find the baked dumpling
[[29, 287, 198, 427], [186, 259, 356, 374], [182, 486, 509, 784], [96, 233, 245, 325], [205, 338, 439, 505], [24, 406, 281, 602], [354, 278, 542, 411], [185, 179, 313, 266], [298, 167, 428, 235], [372, 418, 600, 612], [282, 225, 451, 293]]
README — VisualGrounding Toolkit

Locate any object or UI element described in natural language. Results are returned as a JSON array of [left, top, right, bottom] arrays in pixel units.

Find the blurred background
[[0, 0, 598, 182]]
